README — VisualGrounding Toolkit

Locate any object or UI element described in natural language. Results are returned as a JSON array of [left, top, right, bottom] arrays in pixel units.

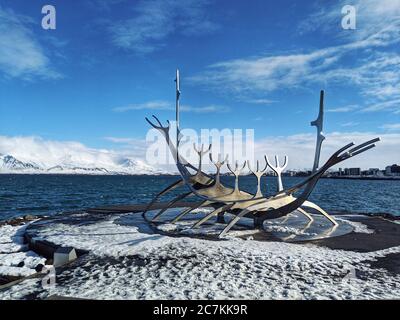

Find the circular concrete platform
[[3, 202, 400, 300], [22, 202, 400, 253]]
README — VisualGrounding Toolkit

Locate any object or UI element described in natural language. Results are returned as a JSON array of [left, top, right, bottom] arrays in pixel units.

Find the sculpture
[[143, 70, 380, 238]]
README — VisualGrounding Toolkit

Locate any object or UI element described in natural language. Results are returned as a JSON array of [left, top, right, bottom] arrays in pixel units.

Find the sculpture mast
[[175, 69, 181, 159], [311, 90, 325, 173]]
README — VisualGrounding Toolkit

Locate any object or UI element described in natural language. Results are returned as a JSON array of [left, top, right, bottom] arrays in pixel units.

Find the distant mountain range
[[0, 153, 162, 175]]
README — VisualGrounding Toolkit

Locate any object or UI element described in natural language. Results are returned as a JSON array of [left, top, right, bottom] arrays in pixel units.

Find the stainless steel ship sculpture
[[143, 69, 380, 238]]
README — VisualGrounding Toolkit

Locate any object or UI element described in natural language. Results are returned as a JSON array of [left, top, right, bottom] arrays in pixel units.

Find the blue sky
[[0, 0, 399, 169]]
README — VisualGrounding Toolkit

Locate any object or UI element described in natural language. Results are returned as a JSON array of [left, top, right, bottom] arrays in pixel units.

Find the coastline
[[1, 172, 400, 181], [322, 176, 400, 181]]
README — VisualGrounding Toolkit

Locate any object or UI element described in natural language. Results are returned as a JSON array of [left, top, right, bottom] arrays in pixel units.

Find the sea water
[[0, 174, 399, 221]]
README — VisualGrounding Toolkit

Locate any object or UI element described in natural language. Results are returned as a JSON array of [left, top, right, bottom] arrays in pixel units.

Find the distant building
[[284, 171, 297, 177], [366, 168, 383, 176], [328, 165, 399, 178], [344, 167, 361, 176], [385, 164, 400, 176]]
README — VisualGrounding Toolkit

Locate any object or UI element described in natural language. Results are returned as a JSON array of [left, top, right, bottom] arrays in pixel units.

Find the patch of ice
[[156, 223, 179, 232], [335, 218, 374, 234], [190, 208, 213, 214], [264, 225, 317, 236], [384, 218, 400, 225]]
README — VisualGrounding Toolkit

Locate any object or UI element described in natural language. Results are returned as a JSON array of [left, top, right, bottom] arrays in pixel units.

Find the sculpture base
[[144, 207, 354, 241]]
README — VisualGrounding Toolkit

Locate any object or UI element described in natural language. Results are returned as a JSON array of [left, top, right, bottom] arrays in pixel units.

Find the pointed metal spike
[[349, 144, 376, 157], [348, 138, 380, 154]]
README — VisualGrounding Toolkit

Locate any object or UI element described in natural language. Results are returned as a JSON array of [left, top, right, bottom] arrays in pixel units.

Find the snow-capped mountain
[[0, 153, 160, 175], [0, 154, 42, 172]]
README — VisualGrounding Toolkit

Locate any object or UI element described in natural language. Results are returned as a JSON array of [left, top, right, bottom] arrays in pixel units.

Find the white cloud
[[245, 99, 276, 105], [189, 48, 339, 95], [254, 132, 399, 170], [341, 121, 359, 127], [103, 136, 149, 155], [298, 0, 400, 42], [0, 135, 152, 173], [319, 52, 400, 105], [0, 6, 59, 79], [113, 101, 172, 112], [380, 123, 400, 131], [104, 137, 144, 144], [189, 1, 400, 111], [327, 105, 359, 113], [363, 98, 400, 113], [190, 43, 400, 101], [109, 0, 218, 53], [181, 104, 230, 113], [0, 131, 398, 174], [113, 100, 229, 113]]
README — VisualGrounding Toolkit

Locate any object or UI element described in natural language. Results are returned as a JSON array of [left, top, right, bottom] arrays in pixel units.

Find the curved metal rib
[[143, 179, 184, 215], [151, 191, 193, 222], [192, 203, 234, 228], [171, 200, 211, 223], [219, 208, 249, 238], [302, 200, 338, 226], [297, 207, 313, 222]]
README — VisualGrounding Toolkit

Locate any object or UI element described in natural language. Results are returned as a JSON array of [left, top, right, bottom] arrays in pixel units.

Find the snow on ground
[[0, 224, 28, 255], [0, 243, 29, 254], [0, 266, 37, 277], [0, 222, 46, 278], [0, 252, 45, 269], [264, 224, 317, 236], [1, 211, 400, 300], [0, 225, 26, 244]]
